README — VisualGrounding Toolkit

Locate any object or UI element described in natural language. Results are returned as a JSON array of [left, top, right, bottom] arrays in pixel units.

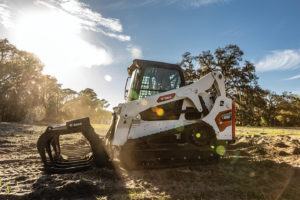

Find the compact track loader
[[37, 59, 235, 173]]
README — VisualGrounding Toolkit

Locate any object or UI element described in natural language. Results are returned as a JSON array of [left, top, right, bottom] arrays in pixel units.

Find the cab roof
[[127, 59, 183, 76]]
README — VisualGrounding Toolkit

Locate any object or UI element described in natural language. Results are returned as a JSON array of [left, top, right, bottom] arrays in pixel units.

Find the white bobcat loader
[[37, 59, 235, 173]]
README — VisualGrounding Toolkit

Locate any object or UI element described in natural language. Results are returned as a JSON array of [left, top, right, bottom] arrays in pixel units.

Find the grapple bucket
[[37, 117, 110, 173]]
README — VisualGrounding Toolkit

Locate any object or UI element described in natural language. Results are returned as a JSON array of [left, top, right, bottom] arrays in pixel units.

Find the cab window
[[139, 67, 181, 99]]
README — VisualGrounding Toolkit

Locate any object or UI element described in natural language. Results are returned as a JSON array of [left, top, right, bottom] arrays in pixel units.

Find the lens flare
[[216, 145, 226, 155], [230, 150, 240, 165], [14, 9, 112, 80], [104, 74, 112, 82], [155, 107, 164, 116], [249, 171, 255, 177]]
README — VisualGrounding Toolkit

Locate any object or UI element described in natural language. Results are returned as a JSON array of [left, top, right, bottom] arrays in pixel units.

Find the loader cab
[[125, 59, 185, 101]]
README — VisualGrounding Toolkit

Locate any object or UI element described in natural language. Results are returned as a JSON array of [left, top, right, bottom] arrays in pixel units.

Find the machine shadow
[[27, 165, 130, 200]]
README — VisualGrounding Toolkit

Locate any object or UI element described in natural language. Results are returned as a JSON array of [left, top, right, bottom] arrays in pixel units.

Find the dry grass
[[0, 123, 299, 199], [237, 126, 300, 136], [92, 123, 111, 136]]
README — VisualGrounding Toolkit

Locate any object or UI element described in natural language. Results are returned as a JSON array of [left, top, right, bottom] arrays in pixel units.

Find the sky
[[0, 0, 300, 110]]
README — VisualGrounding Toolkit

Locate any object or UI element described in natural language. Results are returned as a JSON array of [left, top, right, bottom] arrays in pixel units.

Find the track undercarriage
[[117, 122, 221, 169], [119, 144, 219, 170]]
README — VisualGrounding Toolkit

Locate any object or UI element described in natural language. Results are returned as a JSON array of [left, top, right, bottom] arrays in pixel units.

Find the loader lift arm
[[110, 70, 229, 146], [120, 71, 225, 118]]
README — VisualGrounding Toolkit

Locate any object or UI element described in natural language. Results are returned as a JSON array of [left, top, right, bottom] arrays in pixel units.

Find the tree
[[179, 45, 264, 126], [0, 39, 44, 121], [0, 39, 111, 123]]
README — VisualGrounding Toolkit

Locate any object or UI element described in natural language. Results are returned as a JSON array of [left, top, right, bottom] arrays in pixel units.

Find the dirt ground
[[0, 123, 299, 200]]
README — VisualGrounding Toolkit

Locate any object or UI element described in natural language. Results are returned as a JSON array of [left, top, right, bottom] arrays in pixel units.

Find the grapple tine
[[37, 117, 110, 173]]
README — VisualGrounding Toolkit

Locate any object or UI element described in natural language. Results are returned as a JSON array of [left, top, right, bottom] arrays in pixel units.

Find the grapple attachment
[[37, 117, 110, 173]]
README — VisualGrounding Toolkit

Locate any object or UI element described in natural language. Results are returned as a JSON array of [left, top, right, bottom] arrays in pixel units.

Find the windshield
[[127, 66, 181, 101]]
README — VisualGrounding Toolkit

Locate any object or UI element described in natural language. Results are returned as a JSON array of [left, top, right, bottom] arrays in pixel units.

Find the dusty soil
[[0, 123, 299, 200]]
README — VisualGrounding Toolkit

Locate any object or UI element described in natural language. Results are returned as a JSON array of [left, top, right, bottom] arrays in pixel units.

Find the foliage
[[0, 39, 111, 123], [180, 45, 300, 127]]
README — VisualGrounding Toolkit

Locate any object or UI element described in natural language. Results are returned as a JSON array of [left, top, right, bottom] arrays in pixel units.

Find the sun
[[13, 8, 111, 78]]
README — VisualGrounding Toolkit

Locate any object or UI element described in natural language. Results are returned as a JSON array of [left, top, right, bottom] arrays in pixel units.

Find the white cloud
[[187, 0, 229, 7], [0, 2, 12, 28], [100, 30, 131, 41], [35, 0, 130, 40], [0, 0, 130, 41], [104, 0, 229, 9], [127, 45, 142, 59], [256, 49, 300, 72], [293, 91, 300, 96], [0, 0, 144, 85], [285, 74, 300, 80], [0, 0, 137, 72], [10, 5, 113, 77]]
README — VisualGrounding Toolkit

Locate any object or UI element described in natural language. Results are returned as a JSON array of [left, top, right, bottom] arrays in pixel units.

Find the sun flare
[[13, 8, 111, 77]]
